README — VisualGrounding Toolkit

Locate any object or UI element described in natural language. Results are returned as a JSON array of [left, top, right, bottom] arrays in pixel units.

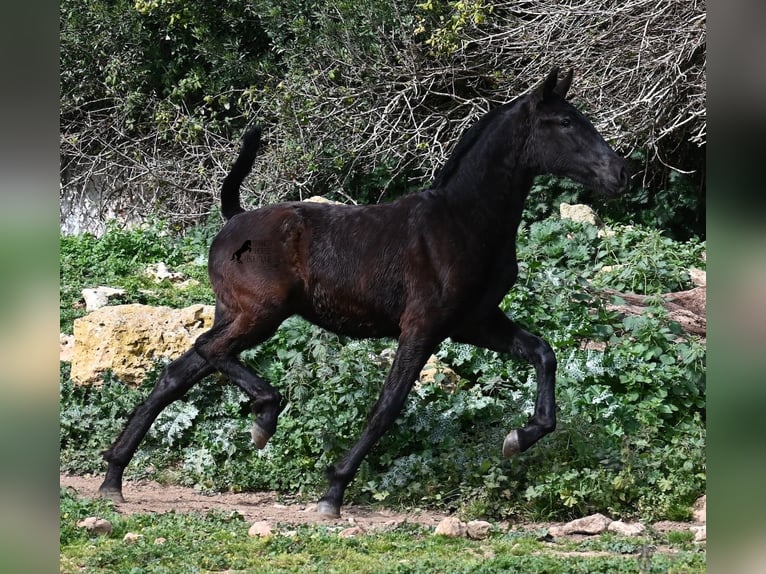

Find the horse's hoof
[[502, 429, 522, 458], [98, 486, 125, 504], [316, 500, 341, 519], [251, 422, 272, 449]]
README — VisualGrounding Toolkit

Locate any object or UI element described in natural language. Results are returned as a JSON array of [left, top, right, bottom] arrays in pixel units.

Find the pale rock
[[549, 513, 612, 536], [82, 286, 127, 312], [691, 524, 706, 543], [466, 520, 493, 540], [248, 520, 273, 538], [154, 537, 167, 545], [607, 520, 646, 537], [418, 355, 460, 390], [692, 494, 706, 523], [304, 196, 343, 205], [339, 526, 366, 538], [689, 268, 706, 287], [559, 203, 602, 227], [123, 532, 143, 543], [434, 516, 467, 537], [145, 262, 185, 283], [76, 516, 112, 535], [60, 333, 75, 362], [71, 303, 214, 386]]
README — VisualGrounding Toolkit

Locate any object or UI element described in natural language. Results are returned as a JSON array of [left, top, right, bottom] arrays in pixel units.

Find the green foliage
[[59, 210, 705, 522], [59, 218, 217, 333]]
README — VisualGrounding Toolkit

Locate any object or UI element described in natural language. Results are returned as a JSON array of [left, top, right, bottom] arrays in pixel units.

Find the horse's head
[[524, 68, 630, 197]]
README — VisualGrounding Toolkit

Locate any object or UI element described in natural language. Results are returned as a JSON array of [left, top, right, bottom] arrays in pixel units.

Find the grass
[[60, 489, 705, 574]]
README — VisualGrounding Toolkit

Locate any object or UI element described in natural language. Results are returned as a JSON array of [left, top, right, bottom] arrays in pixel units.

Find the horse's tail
[[221, 126, 262, 221]]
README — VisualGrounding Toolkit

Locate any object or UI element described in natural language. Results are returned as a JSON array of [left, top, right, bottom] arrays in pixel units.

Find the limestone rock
[[76, 516, 112, 536], [690, 524, 706, 543], [145, 262, 185, 283], [466, 520, 493, 540], [304, 195, 343, 205], [559, 203, 602, 227], [82, 286, 127, 312], [607, 520, 645, 537], [434, 516, 467, 537], [123, 532, 143, 543], [60, 333, 75, 362], [71, 303, 214, 386], [548, 513, 612, 537], [692, 495, 706, 523], [339, 526, 366, 538], [418, 355, 460, 390], [248, 520, 273, 538]]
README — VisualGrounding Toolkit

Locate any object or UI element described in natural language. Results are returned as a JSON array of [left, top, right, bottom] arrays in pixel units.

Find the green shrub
[[59, 212, 706, 522]]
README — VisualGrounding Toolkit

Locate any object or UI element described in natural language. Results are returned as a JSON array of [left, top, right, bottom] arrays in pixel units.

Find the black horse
[[99, 68, 629, 518]]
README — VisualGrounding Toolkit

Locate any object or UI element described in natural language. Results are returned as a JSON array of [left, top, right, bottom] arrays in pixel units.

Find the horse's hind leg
[[193, 314, 285, 448], [99, 348, 215, 502], [452, 308, 557, 457]]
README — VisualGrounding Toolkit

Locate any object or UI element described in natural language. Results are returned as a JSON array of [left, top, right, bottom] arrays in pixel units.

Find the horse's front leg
[[316, 331, 438, 518], [452, 307, 557, 456]]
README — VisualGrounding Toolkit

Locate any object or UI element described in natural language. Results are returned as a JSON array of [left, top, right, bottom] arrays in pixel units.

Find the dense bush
[[59, 213, 705, 522], [60, 0, 705, 239]]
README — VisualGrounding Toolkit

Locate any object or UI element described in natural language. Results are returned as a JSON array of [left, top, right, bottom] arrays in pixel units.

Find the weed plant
[[60, 212, 706, 522]]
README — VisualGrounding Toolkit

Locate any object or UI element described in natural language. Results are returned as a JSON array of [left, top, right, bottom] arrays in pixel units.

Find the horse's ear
[[533, 67, 560, 103], [554, 69, 574, 99]]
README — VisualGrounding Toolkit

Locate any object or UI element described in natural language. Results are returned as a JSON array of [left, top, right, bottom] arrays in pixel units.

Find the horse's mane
[[432, 98, 523, 188]]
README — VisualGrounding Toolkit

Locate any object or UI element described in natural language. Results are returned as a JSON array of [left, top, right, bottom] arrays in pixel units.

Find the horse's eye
[[560, 117, 571, 128]]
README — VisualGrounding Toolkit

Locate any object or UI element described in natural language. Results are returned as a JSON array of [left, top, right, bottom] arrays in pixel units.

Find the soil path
[[60, 473, 452, 530]]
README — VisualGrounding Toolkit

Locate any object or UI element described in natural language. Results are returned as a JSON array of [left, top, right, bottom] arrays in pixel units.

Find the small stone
[[434, 516, 467, 537], [692, 495, 706, 523], [691, 525, 706, 543], [123, 532, 143, 543], [466, 520, 493, 540], [558, 513, 612, 535], [154, 537, 167, 545], [248, 520, 273, 538], [339, 526, 365, 538], [607, 520, 646, 537], [76, 516, 113, 536], [82, 287, 126, 312]]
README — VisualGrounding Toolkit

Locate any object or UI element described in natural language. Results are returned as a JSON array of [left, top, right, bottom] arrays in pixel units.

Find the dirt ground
[[60, 473, 453, 530], [61, 473, 701, 539]]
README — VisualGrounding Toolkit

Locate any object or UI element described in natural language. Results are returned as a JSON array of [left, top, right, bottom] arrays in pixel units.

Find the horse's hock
[[70, 304, 215, 386]]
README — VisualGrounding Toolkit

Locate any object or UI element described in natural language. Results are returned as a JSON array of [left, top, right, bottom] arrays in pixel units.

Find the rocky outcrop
[[70, 303, 214, 386]]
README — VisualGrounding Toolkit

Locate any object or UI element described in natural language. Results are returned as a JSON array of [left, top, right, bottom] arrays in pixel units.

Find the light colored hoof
[[502, 429, 522, 458], [316, 500, 341, 519], [251, 422, 272, 449], [98, 487, 125, 504]]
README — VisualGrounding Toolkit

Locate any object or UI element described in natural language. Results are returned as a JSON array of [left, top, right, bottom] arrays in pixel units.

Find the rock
[[145, 262, 185, 283], [154, 537, 167, 545], [82, 286, 127, 312], [690, 524, 706, 543], [123, 532, 143, 543], [692, 495, 706, 523], [304, 196, 343, 205], [76, 517, 112, 535], [559, 203, 603, 227], [248, 520, 273, 538], [549, 513, 612, 536], [339, 526, 366, 538], [71, 303, 214, 385], [689, 268, 706, 287], [466, 520, 493, 540], [418, 355, 460, 390], [434, 517, 467, 537], [60, 333, 75, 362], [607, 520, 645, 537]]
